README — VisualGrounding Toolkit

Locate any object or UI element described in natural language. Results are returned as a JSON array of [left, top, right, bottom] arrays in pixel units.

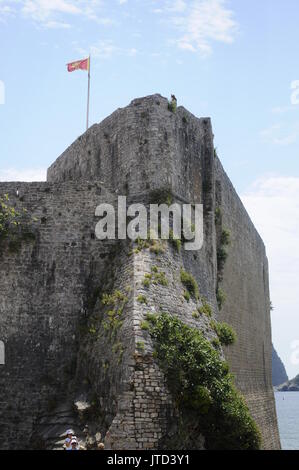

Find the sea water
[[275, 392, 299, 450]]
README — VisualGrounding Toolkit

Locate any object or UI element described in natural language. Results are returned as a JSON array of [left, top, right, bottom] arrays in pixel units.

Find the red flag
[[67, 57, 90, 73]]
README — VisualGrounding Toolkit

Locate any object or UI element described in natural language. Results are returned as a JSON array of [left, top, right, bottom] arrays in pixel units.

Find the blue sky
[[0, 0, 299, 378]]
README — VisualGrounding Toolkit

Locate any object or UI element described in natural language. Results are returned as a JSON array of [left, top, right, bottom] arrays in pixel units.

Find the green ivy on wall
[[147, 312, 261, 450]]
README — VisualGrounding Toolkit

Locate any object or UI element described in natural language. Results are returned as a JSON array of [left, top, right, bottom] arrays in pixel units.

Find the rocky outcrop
[[272, 345, 288, 386], [277, 375, 299, 392]]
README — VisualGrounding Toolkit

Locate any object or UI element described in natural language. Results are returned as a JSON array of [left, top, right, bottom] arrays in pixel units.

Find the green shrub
[[146, 267, 168, 287], [140, 320, 150, 331], [137, 294, 147, 304], [180, 269, 199, 299], [217, 246, 228, 261], [136, 341, 145, 351], [212, 321, 236, 346], [216, 288, 226, 310], [153, 270, 168, 286], [217, 229, 231, 275], [142, 278, 151, 288], [146, 312, 158, 324], [183, 290, 190, 302], [147, 313, 261, 450], [133, 236, 151, 253], [89, 325, 97, 335], [0, 194, 36, 251], [211, 337, 221, 350], [217, 246, 228, 271], [168, 101, 177, 113], [149, 240, 165, 255], [192, 311, 200, 319], [102, 314, 123, 337], [102, 290, 128, 306], [100, 289, 128, 339], [143, 273, 152, 287], [221, 229, 231, 246], [199, 302, 212, 317], [0, 194, 21, 238]]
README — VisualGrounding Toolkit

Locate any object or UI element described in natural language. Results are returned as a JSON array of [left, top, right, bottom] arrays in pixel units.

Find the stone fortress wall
[[0, 95, 280, 449]]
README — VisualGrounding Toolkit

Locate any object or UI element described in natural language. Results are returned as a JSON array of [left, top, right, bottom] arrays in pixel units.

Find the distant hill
[[272, 345, 288, 386], [277, 374, 299, 392]]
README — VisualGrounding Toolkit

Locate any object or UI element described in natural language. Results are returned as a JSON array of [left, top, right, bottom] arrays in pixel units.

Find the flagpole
[[86, 55, 91, 131]]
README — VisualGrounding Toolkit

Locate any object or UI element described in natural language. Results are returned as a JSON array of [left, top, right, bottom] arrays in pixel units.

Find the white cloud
[[168, 0, 238, 56], [0, 0, 237, 62], [128, 47, 137, 56], [43, 20, 71, 28], [152, 8, 163, 14], [168, 0, 187, 12], [22, 0, 81, 21], [0, 167, 47, 181], [78, 40, 138, 59], [0, 0, 237, 56], [260, 122, 299, 146], [78, 40, 119, 59], [0, 0, 17, 21], [0, 0, 111, 27], [241, 176, 299, 377], [0, 4, 13, 14], [177, 41, 196, 52], [271, 105, 293, 114]]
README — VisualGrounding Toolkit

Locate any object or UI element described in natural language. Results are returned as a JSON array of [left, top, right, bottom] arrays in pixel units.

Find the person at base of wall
[[67, 437, 79, 450], [63, 429, 74, 450]]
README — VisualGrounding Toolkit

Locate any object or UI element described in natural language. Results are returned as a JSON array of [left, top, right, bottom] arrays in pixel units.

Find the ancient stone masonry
[[0, 94, 280, 449]]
